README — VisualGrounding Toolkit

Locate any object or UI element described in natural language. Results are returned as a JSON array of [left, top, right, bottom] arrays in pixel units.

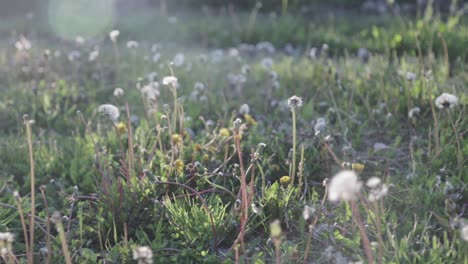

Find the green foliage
[[0, 3, 466, 263]]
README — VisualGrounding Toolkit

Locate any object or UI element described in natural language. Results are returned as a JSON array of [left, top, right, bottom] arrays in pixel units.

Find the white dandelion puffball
[[408, 107, 420, 118], [162, 76, 178, 87], [328, 170, 362, 202], [109, 30, 120, 42], [239, 104, 250, 114], [133, 246, 153, 264], [98, 104, 119, 121], [261, 57, 274, 70], [435, 93, 459, 109], [126, 40, 139, 49], [366, 177, 381, 189], [113, 88, 124, 97], [302, 205, 315, 220], [287, 95, 303, 110]]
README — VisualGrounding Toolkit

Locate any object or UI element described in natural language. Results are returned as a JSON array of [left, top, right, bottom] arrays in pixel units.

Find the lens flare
[[48, 0, 115, 40]]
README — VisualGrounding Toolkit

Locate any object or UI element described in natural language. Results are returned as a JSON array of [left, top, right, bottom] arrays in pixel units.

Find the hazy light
[[48, 0, 115, 40]]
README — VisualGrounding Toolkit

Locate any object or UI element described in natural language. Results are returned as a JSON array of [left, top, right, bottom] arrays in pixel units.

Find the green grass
[[0, 5, 467, 264]]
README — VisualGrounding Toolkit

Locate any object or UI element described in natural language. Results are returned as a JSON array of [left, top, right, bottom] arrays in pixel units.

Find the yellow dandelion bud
[[234, 134, 243, 141], [202, 154, 209, 162], [194, 143, 202, 152], [172, 134, 182, 144], [116, 122, 127, 134], [280, 176, 291, 188], [244, 114, 257, 126], [351, 163, 365, 174], [174, 159, 184, 172], [270, 220, 282, 238], [219, 128, 230, 137]]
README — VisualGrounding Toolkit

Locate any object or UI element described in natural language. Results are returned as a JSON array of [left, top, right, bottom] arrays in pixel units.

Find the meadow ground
[[0, 3, 467, 264]]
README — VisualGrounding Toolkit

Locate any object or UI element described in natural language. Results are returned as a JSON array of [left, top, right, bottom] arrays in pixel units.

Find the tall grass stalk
[[23, 114, 35, 264]]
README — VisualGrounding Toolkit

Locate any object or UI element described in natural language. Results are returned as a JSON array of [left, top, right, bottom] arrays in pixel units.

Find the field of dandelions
[[0, 2, 467, 264]]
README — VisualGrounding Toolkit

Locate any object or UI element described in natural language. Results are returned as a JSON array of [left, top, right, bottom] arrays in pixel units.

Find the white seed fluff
[[435, 93, 459, 109], [328, 170, 362, 202], [98, 104, 119, 121]]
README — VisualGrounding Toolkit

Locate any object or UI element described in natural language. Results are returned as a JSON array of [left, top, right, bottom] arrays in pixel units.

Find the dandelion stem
[[13, 193, 30, 261], [291, 109, 297, 184], [351, 200, 374, 264], [39, 187, 52, 264], [24, 115, 35, 264], [53, 212, 72, 264], [126, 102, 135, 181]]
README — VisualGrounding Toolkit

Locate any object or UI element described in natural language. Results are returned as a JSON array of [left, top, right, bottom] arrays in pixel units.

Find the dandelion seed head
[[241, 64, 251, 75], [126, 40, 139, 49], [251, 202, 262, 214], [98, 104, 119, 121], [261, 57, 274, 70], [314, 117, 326, 133], [302, 205, 315, 220], [366, 177, 381, 189], [113, 87, 124, 97], [109, 30, 120, 42], [173, 53, 185, 67], [162, 76, 178, 87], [328, 170, 362, 202], [435, 93, 459, 109], [287, 95, 303, 110], [239, 104, 250, 114], [309, 47, 318, 59], [88, 49, 99, 61], [133, 246, 153, 264], [0, 232, 14, 243], [408, 107, 420, 118]]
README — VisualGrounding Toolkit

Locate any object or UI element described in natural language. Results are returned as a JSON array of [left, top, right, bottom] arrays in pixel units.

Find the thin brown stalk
[[351, 200, 374, 264], [232, 132, 248, 256]]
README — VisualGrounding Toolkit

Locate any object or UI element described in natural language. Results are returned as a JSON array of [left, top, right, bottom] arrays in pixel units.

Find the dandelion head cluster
[[328, 170, 362, 202], [162, 76, 178, 87], [302, 205, 315, 220], [239, 104, 250, 115], [0, 232, 14, 257], [98, 104, 119, 121], [113, 87, 124, 97], [408, 107, 420, 118], [435, 93, 459, 109], [287, 95, 303, 110], [109, 30, 120, 42], [366, 177, 389, 202], [133, 246, 153, 264]]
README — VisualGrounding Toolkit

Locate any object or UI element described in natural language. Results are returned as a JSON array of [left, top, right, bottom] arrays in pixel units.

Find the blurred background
[[0, 0, 463, 18]]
